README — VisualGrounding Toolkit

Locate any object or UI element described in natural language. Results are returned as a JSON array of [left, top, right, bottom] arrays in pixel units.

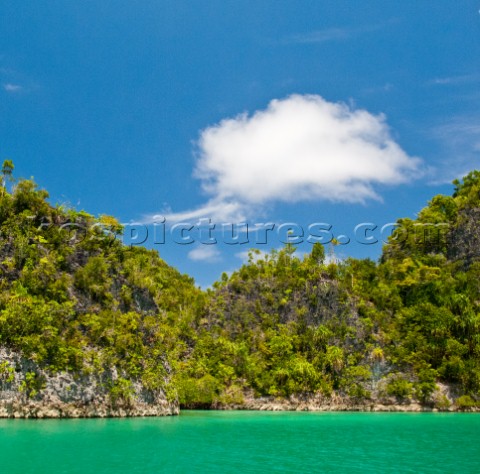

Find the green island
[[0, 161, 479, 417]]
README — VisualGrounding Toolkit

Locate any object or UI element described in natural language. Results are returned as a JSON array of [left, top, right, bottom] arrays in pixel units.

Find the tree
[[1, 159, 14, 195]]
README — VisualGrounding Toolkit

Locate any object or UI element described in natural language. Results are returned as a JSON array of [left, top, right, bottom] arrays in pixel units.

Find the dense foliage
[[177, 170, 480, 408], [1, 162, 479, 409], [0, 163, 201, 402]]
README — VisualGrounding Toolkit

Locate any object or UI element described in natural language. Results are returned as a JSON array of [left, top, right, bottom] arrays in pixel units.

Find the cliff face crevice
[[0, 347, 178, 418]]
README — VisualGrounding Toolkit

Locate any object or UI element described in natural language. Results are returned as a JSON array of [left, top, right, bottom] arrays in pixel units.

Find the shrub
[[386, 376, 413, 400], [0, 361, 15, 383], [456, 395, 476, 411], [177, 374, 220, 408], [433, 394, 451, 410], [19, 371, 46, 399], [109, 377, 135, 408]]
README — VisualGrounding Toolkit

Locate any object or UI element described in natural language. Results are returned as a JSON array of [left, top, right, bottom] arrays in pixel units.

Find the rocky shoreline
[[1, 395, 477, 418], [206, 386, 479, 413], [1, 346, 477, 418], [0, 400, 179, 419], [212, 396, 475, 413], [0, 347, 178, 418]]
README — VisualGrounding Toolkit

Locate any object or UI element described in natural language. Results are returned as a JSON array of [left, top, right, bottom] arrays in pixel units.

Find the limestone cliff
[[0, 347, 178, 418]]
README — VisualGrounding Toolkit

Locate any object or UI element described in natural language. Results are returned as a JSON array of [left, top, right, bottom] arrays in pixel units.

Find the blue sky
[[1, 1, 479, 287]]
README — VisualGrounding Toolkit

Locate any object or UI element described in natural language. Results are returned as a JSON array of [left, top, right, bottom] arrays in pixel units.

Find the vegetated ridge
[[0, 161, 479, 416]]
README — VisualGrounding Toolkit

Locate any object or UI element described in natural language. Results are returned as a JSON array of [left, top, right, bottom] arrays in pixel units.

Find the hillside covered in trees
[[0, 162, 479, 416]]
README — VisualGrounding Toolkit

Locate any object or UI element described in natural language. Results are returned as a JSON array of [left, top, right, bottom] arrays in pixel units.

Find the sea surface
[[0, 411, 478, 473]]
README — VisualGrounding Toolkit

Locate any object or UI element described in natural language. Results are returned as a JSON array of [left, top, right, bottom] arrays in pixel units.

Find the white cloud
[[157, 200, 246, 223], [3, 83, 22, 92], [159, 95, 420, 222], [188, 245, 222, 262]]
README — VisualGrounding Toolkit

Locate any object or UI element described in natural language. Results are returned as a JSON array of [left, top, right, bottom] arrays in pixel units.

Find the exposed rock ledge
[[211, 389, 478, 413], [214, 397, 437, 412], [0, 347, 178, 418], [0, 401, 178, 419]]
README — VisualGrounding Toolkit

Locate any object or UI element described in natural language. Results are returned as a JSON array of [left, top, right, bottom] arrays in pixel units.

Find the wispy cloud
[[282, 21, 394, 45], [428, 73, 480, 86], [429, 115, 480, 183], [155, 200, 246, 223], [1, 65, 37, 94], [188, 245, 222, 263], [285, 27, 351, 44], [150, 94, 421, 224], [3, 83, 22, 93], [361, 83, 394, 96]]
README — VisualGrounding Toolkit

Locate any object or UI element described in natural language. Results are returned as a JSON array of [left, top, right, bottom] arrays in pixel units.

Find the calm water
[[0, 411, 478, 473]]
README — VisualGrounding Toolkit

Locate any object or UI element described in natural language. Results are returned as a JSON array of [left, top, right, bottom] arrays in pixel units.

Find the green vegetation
[[0, 161, 479, 409], [0, 161, 201, 400]]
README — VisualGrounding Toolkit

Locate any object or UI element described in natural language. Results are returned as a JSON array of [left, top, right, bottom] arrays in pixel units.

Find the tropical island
[[0, 162, 479, 417]]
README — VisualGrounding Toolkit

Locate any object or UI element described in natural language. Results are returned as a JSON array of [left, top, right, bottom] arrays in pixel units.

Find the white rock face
[[0, 347, 179, 418]]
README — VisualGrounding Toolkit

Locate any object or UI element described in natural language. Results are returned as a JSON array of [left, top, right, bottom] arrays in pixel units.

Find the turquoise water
[[0, 411, 479, 473]]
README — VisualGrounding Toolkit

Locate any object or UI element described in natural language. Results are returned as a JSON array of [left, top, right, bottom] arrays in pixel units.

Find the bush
[[0, 361, 15, 383], [386, 376, 413, 400], [217, 384, 245, 406], [177, 374, 220, 408], [456, 395, 476, 411], [433, 394, 451, 410], [414, 367, 438, 404], [19, 371, 46, 399], [109, 377, 135, 408]]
